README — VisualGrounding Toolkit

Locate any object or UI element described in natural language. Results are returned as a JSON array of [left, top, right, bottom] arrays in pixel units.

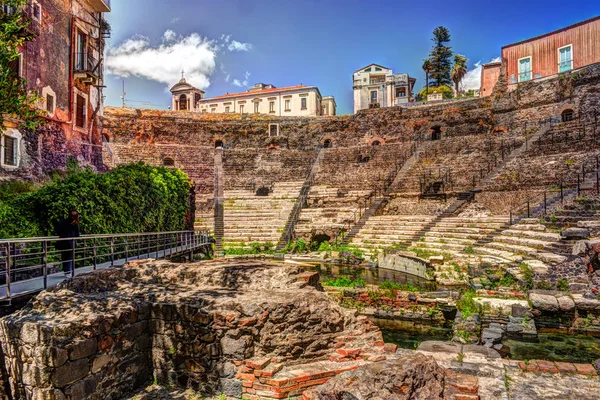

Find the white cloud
[[228, 40, 252, 52], [225, 74, 230, 82], [461, 57, 501, 91], [220, 34, 231, 43], [106, 31, 217, 90], [171, 17, 180, 24], [163, 30, 176, 42], [232, 79, 243, 87]]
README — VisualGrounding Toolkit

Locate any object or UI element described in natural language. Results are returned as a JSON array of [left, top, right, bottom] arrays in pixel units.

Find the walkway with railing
[[0, 231, 210, 302]]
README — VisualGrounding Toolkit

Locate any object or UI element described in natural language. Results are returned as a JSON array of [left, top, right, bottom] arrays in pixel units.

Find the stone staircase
[[341, 144, 424, 245], [276, 148, 325, 250], [222, 182, 304, 248]]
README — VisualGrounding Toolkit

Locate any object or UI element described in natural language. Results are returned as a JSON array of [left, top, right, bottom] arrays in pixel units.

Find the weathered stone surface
[[52, 359, 89, 387], [68, 338, 97, 360], [529, 293, 559, 312], [481, 327, 503, 344], [303, 354, 445, 400], [561, 227, 590, 240], [556, 295, 576, 312]]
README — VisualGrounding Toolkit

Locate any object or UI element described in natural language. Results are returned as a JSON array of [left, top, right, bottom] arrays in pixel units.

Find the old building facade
[[353, 63, 416, 113], [481, 15, 600, 95], [171, 82, 336, 117], [1, 0, 111, 180]]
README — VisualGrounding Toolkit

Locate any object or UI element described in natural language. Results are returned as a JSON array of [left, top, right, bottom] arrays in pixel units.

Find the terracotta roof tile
[[203, 85, 316, 101]]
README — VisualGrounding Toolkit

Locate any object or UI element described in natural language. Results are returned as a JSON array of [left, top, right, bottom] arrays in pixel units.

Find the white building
[[170, 81, 336, 117], [353, 63, 416, 113]]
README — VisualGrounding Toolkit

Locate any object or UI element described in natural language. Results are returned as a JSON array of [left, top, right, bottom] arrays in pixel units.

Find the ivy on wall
[[0, 163, 192, 238]]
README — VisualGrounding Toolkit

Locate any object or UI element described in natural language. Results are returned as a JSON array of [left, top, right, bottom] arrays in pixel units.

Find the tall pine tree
[[429, 26, 453, 87]]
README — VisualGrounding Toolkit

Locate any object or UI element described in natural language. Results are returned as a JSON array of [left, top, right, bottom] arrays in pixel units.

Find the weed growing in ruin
[[322, 277, 365, 288], [498, 273, 516, 288], [457, 352, 464, 363], [451, 262, 461, 272], [457, 289, 479, 318], [536, 280, 552, 290], [463, 245, 476, 255], [519, 263, 534, 290], [379, 280, 423, 292]]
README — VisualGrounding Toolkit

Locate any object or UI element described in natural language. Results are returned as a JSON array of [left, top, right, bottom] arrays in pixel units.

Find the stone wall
[[0, 260, 383, 399]]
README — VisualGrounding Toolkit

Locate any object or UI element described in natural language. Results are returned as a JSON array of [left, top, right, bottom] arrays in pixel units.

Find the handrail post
[[544, 191, 547, 215], [110, 237, 115, 267], [509, 211, 512, 225], [6, 243, 11, 300], [577, 174, 581, 197], [125, 236, 129, 262], [92, 238, 97, 270], [42, 241, 48, 289], [560, 181, 564, 203], [527, 200, 530, 218], [71, 241, 76, 278]]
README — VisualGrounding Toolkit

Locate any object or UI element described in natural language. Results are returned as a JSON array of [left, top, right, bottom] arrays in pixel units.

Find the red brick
[[383, 343, 398, 353], [536, 360, 558, 373], [239, 317, 257, 327], [266, 377, 289, 387], [299, 377, 330, 388], [336, 348, 361, 357], [233, 360, 244, 366], [371, 340, 385, 347], [455, 395, 479, 400], [555, 362, 577, 374], [366, 354, 387, 361], [242, 381, 253, 388], [235, 373, 256, 381], [335, 365, 359, 374], [518, 361, 528, 371], [245, 358, 271, 370], [573, 363, 598, 376]]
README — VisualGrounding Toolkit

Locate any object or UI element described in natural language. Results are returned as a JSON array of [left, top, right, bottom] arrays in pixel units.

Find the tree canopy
[[428, 26, 453, 87], [451, 54, 469, 95], [0, 0, 42, 132]]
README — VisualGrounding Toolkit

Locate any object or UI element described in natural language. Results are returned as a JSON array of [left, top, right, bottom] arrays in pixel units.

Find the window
[[370, 91, 378, 103], [284, 100, 290, 111], [1, 4, 16, 14], [202, 109, 207, 113], [75, 94, 86, 128], [561, 109, 574, 122], [558, 44, 573, 73], [323, 139, 332, 148], [431, 127, 442, 140], [254, 102, 259, 114], [225, 106, 230, 113], [76, 31, 87, 71], [518, 56, 532, 82], [163, 157, 175, 166], [179, 94, 187, 111], [46, 93, 54, 114], [301, 98, 307, 110], [269, 124, 279, 137], [31, 1, 41, 22], [3, 136, 17, 166], [397, 88, 406, 97], [211, 108, 216, 113], [269, 101, 275, 113], [240, 104, 244, 114]]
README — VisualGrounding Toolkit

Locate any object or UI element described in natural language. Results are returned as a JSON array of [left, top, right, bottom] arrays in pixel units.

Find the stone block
[[529, 293, 558, 312], [91, 354, 111, 373], [561, 227, 590, 240], [220, 378, 242, 398], [52, 359, 90, 387], [49, 347, 68, 368], [573, 363, 598, 376], [556, 296, 575, 312], [68, 338, 97, 361]]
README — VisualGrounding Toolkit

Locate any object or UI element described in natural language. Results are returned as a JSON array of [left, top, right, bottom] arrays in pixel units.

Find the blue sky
[[103, 0, 599, 115]]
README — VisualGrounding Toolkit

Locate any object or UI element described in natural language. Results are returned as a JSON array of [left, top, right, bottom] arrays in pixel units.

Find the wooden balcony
[[86, 0, 111, 12]]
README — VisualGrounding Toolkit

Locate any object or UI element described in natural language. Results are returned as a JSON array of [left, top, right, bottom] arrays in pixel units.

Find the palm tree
[[451, 54, 468, 96], [422, 59, 433, 100]]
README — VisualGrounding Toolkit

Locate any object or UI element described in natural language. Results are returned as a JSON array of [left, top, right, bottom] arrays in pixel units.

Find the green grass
[[379, 280, 423, 292], [457, 289, 479, 318], [557, 278, 569, 292], [322, 277, 365, 288]]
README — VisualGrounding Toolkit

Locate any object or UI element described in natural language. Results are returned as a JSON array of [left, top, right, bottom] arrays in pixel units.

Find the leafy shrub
[[379, 280, 422, 292], [457, 289, 479, 318], [0, 163, 191, 238], [418, 85, 453, 99], [556, 278, 570, 292]]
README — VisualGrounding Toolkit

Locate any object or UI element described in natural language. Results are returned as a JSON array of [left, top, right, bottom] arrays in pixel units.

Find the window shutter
[[76, 94, 85, 128], [4, 136, 16, 166]]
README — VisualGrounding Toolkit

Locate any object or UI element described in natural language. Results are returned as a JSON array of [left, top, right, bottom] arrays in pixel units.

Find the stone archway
[[215, 140, 224, 148], [323, 139, 333, 149], [256, 186, 270, 196], [431, 126, 442, 140], [163, 157, 175, 166], [368, 136, 386, 147], [561, 109, 575, 122]]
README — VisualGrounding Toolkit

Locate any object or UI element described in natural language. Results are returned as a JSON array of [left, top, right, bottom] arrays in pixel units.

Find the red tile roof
[[203, 84, 317, 101]]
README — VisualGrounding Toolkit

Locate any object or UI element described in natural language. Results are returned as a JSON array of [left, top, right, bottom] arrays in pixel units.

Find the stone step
[[492, 235, 555, 249], [501, 229, 561, 242], [510, 223, 549, 232], [411, 241, 467, 252]]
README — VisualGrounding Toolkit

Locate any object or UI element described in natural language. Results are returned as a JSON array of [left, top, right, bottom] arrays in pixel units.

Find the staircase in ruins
[[341, 142, 424, 245], [275, 147, 326, 250], [213, 149, 224, 254]]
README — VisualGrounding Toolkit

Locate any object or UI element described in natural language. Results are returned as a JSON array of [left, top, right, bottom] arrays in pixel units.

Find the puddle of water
[[301, 262, 436, 291], [381, 327, 452, 350], [502, 333, 600, 363]]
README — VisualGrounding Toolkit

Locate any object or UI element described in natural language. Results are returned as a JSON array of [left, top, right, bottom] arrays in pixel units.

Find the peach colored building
[[480, 62, 501, 97]]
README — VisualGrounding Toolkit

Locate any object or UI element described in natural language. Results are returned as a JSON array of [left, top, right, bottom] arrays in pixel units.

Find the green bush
[[418, 85, 453, 99], [0, 162, 192, 238], [457, 289, 479, 318], [322, 277, 365, 288]]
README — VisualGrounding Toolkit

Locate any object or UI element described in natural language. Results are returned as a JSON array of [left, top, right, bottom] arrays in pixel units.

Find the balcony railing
[[88, 0, 111, 12], [74, 52, 99, 74]]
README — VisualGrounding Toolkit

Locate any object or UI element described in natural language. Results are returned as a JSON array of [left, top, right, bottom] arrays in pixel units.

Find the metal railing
[[74, 52, 100, 74], [509, 155, 600, 224], [0, 230, 210, 301]]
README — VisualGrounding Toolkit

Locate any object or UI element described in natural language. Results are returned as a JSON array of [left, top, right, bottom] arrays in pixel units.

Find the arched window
[[561, 109, 574, 122], [256, 187, 270, 196], [323, 139, 332, 148], [163, 157, 175, 166], [215, 140, 224, 148], [371, 140, 381, 146], [431, 126, 442, 140], [179, 94, 187, 111]]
